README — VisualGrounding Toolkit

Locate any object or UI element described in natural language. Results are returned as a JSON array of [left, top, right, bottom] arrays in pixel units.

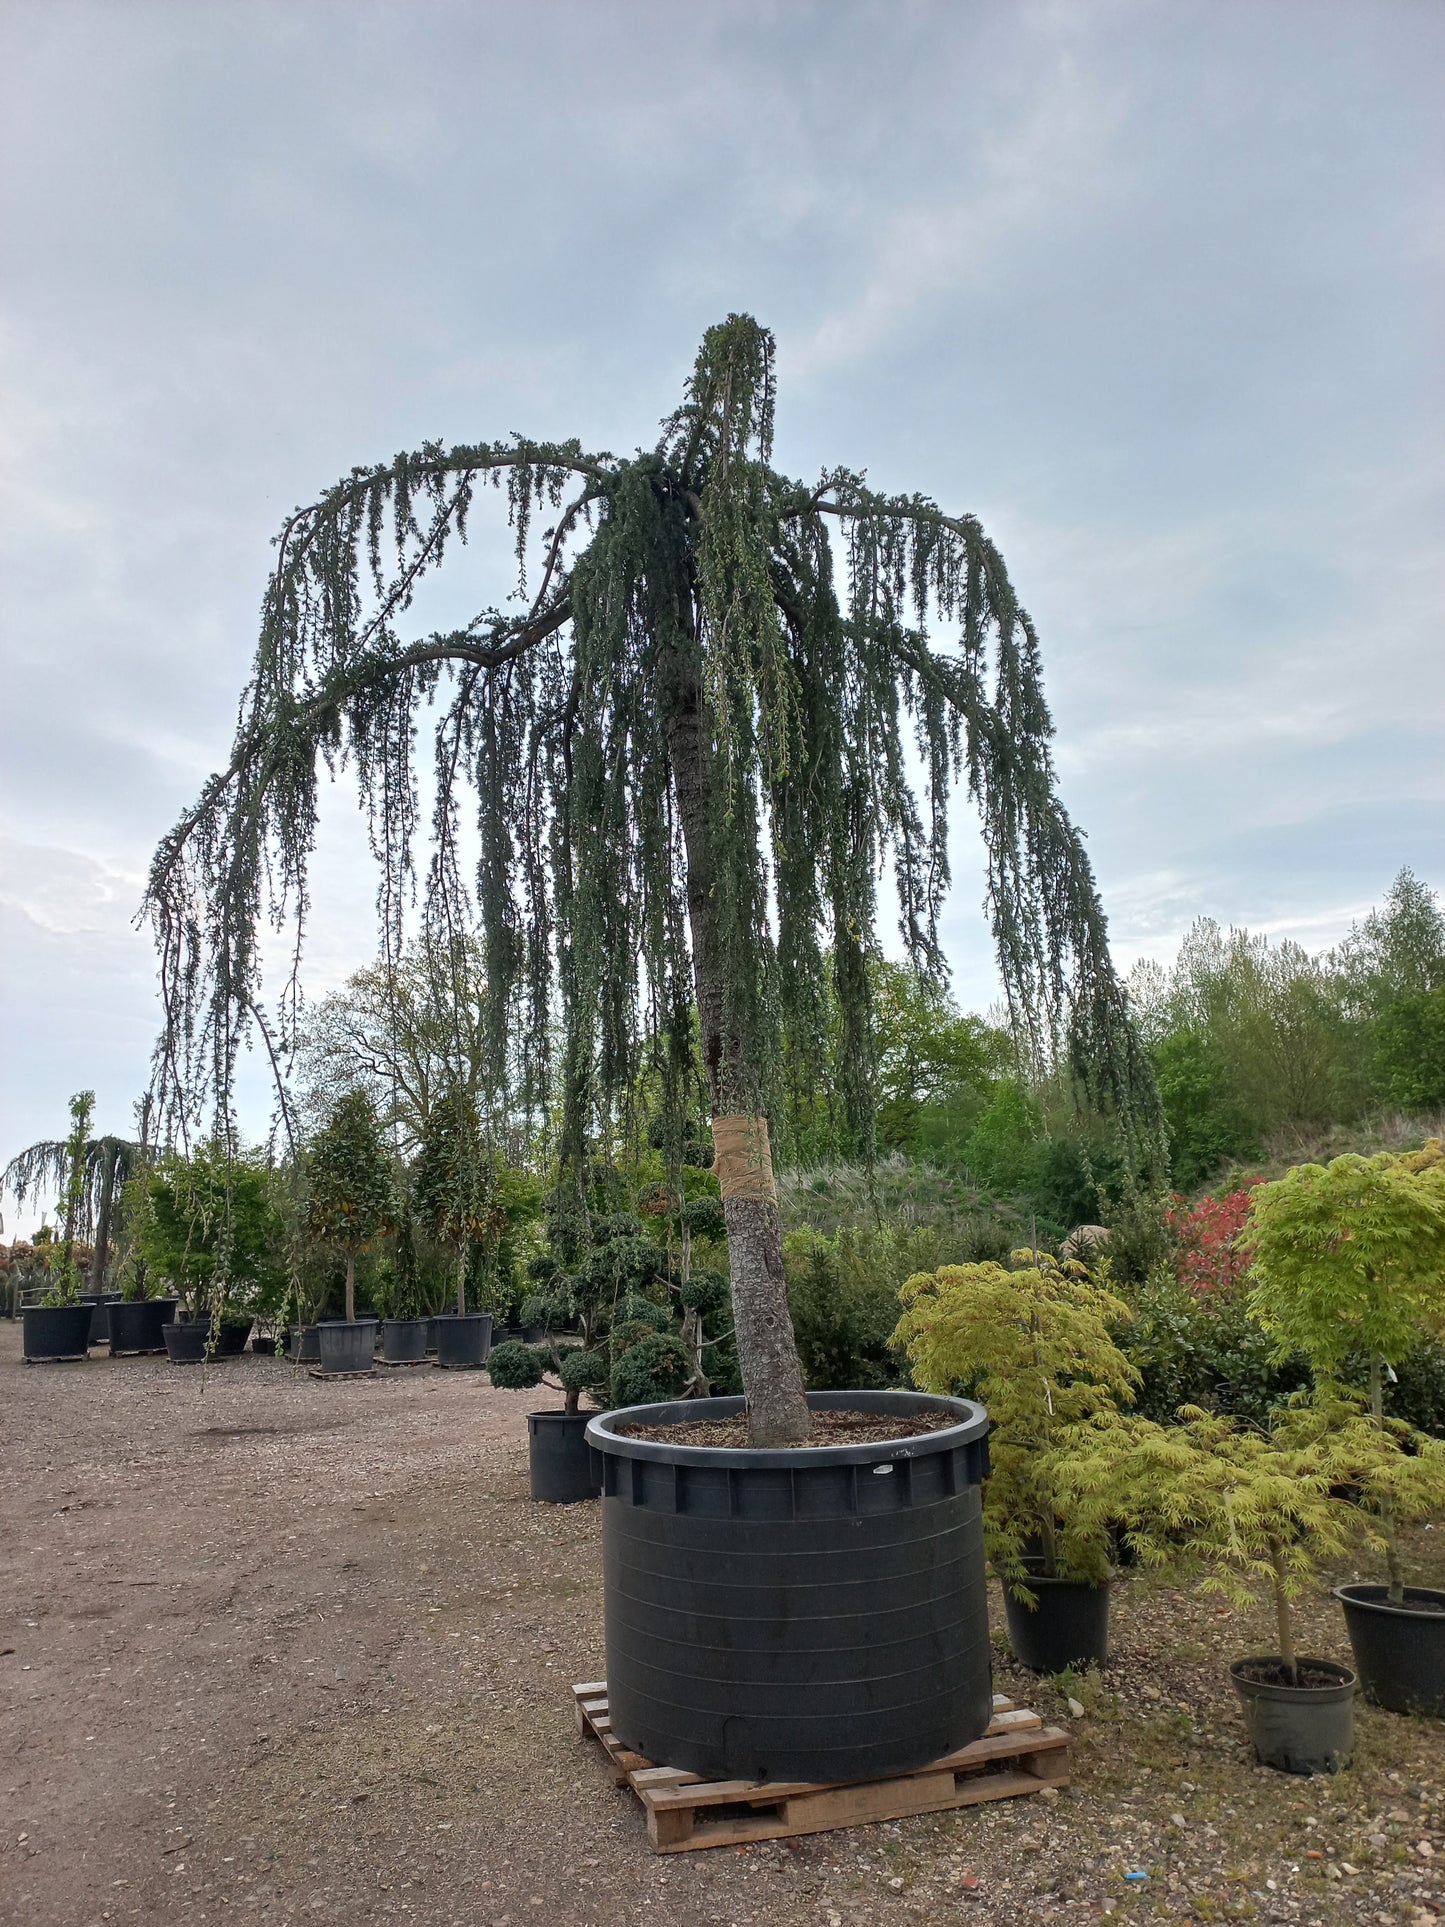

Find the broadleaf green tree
[[411, 1086, 503, 1316], [305, 1090, 397, 1323], [144, 313, 1159, 1445]]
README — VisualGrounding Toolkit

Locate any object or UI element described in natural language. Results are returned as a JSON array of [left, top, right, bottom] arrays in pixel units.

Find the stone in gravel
[[1066, 1697, 1085, 1719]]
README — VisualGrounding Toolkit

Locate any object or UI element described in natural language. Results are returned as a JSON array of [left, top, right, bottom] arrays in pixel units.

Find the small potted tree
[[376, 1190, 431, 1364], [305, 1090, 395, 1375], [1243, 1151, 1445, 1714], [17, 1093, 97, 1362], [1100, 1399, 1360, 1774], [138, 1145, 279, 1361], [895, 1247, 1143, 1671], [488, 1340, 611, 1501], [411, 1087, 501, 1368]]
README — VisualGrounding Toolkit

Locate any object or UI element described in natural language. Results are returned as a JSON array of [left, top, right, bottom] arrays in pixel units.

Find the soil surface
[[1233, 1661, 1354, 1692], [3, 1321, 1443, 1927], [615, 1408, 963, 1447]]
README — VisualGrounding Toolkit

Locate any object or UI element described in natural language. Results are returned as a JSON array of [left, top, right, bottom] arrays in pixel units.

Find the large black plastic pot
[[586, 1389, 993, 1784], [163, 1320, 208, 1363], [528, 1410, 601, 1503], [1230, 1658, 1355, 1774], [317, 1319, 378, 1375], [250, 1334, 278, 1357], [217, 1320, 252, 1356], [107, 1297, 178, 1355], [79, 1295, 121, 1345], [288, 1324, 322, 1362], [22, 1303, 93, 1361], [382, 1318, 429, 1364], [1001, 1568, 1111, 1674], [433, 1313, 492, 1369], [1335, 1585, 1445, 1717]]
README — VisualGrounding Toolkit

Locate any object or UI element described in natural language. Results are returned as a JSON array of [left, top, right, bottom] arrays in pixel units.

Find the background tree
[[136, 1143, 286, 1318], [2, 1094, 150, 1297], [146, 312, 1160, 1445], [305, 1089, 396, 1322], [411, 1086, 503, 1316], [295, 936, 494, 1156]]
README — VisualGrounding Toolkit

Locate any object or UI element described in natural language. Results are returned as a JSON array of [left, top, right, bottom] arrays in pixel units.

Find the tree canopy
[[145, 313, 1158, 1441]]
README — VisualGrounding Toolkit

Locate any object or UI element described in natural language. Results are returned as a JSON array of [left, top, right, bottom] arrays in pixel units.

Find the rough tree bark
[[664, 633, 811, 1446]]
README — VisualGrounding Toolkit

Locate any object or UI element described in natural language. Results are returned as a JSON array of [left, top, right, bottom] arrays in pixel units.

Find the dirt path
[[2, 1324, 1441, 1927]]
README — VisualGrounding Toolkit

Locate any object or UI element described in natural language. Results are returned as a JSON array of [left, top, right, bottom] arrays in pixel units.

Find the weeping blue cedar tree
[[145, 315, 1161, 1445]]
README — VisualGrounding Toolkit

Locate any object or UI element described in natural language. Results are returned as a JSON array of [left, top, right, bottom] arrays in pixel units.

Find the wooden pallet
[[572, 1681, 1069, 1853]]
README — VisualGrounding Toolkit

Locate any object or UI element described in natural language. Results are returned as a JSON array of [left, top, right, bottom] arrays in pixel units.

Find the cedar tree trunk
[[665, 639, 811, 1446]]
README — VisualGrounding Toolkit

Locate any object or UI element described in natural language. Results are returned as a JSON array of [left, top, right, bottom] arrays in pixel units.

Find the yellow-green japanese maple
[[894, 1249, 1146, 1588], [1114, 1393, 1445, 1682], [1243, 1153, 1445, 1600]]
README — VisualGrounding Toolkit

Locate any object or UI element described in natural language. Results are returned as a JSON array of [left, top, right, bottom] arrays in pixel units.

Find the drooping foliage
[[2, 1095, 149, 1295], [146, 314, 1159, 1245]]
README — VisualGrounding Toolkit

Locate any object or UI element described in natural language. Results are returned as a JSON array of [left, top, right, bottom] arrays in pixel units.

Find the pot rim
[[1229, 1655, 1357, 1699], [1334, 1582, 1445, 1618], [587, 1389, 987, 1470]]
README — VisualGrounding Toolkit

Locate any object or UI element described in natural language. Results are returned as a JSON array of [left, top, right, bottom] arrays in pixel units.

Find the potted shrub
[[1244, 1152, 1445, 1714], [107, 1139, 178, 1354], [411, 1088, 501, 1368], [376, 1191, 430, 1364], [894, 1247, 1143, 1672], [489, 1340, 610, 1501], [305, 1090, 394, 1376], [135, 1144, 280, 1363], [17, 1093, 97, 1363]]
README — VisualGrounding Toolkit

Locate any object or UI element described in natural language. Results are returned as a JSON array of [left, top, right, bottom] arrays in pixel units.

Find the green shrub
[[610, 1332, 692, 1408], [487, 1340, 546, 1390], [560, 1347, 608, 1407], [783, 1228, 912, 1391], [1119, 1267, 1311, 1427]]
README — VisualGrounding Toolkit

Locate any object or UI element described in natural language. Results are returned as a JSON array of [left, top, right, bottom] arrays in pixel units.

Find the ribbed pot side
[[586, 1390, 992, 1785]]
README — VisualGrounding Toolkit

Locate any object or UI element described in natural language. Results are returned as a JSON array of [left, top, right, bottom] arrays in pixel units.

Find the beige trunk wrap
[[710, 1114, 777, 1204]]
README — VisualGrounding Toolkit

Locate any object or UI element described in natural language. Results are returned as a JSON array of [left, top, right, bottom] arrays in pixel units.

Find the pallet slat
[[572, 1681, 1070, 1853]]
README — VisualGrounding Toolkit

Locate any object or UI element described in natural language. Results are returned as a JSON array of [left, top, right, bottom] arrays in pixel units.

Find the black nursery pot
[[250, 1334, 278, 1357], [586, 1389, 993, 1785], [288, 1324, 322, 1362], [22, 1302, 93, 1361], [382, 1318, 429, 1364], [1230, 1657, 1355, 1774], [80, 1295, 121, 1345], [528, 1410, 602, 1503], [163, 1320, 208, 1364], [432, 1313, 492, 1369], [1002, 1567, 1111, 1674], [1335, 1585, 1445, 1718], [107, 1297, 178, 1355], [317, 1318, 378, 1375]]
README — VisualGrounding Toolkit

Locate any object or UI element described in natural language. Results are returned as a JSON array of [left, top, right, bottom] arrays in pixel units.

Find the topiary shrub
[[679, 1267, 729, 1318], [560, 1347, 609, 1413], [487, 1339, 546, 1390], [610, 1331, 693, 1409]]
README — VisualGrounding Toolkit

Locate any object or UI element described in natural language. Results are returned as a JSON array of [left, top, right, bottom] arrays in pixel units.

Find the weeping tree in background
[[1, 1093, 151, 1298], [146, 313, 1160, 1446]]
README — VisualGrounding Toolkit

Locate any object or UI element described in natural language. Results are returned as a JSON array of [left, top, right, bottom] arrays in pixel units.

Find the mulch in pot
[[614, 1408, 962, 1448]]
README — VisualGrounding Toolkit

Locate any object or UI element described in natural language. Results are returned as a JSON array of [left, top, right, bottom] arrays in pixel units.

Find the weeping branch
[[144, 317, 1162, 1189]]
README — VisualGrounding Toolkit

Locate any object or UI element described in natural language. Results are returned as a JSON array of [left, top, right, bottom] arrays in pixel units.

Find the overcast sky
[[2, 0, 1442, 1225]]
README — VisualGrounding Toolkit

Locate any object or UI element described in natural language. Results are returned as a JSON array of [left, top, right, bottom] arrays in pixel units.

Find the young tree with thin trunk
[[145, 314, 1160, 1446], [305, 1089, 396, 1323]]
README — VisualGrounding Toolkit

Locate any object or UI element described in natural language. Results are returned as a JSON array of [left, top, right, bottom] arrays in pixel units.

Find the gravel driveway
[[2, 1323, 1441, 1927]]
